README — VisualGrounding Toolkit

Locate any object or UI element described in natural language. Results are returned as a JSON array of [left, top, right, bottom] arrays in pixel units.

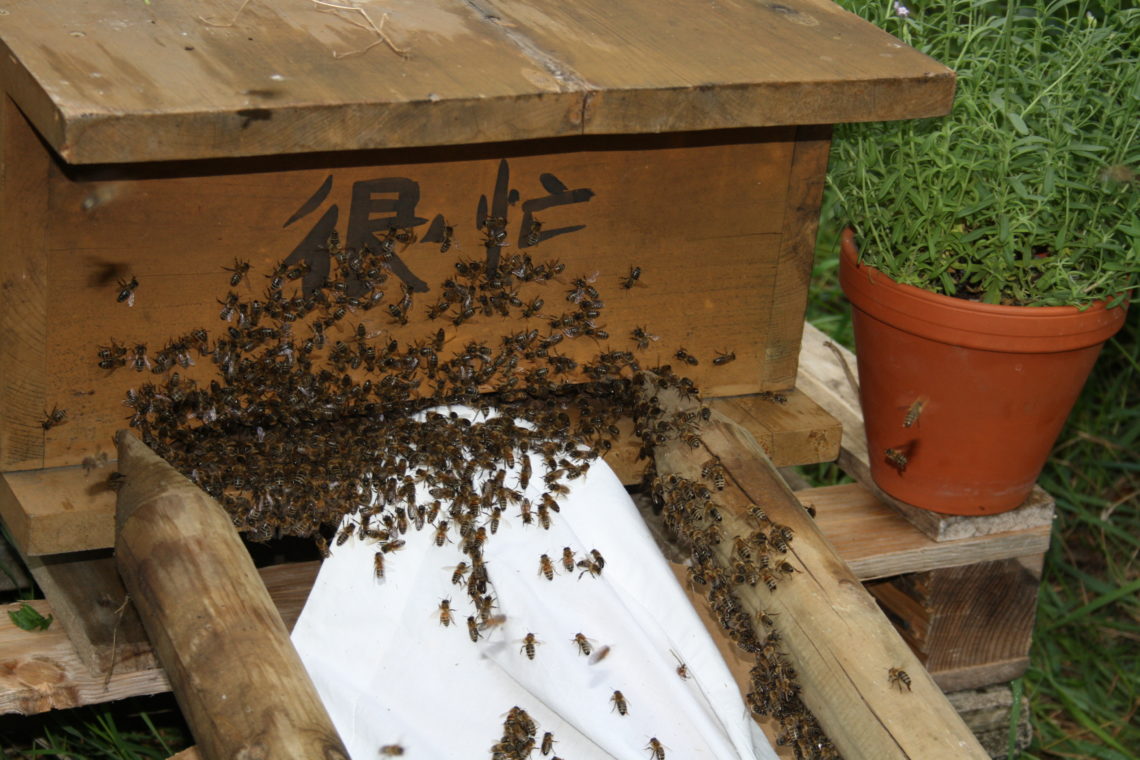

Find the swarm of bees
[[101, 218, 835, 759]]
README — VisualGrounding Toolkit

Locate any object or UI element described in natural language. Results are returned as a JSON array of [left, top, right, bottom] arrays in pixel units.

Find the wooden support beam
[[796, 321, 1055, 541], [645, 381, 988, 760], [113, 431, 347, 760]]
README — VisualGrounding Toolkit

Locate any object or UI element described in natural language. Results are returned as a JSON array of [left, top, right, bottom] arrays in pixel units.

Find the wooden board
[[796, 321, 1057, 541], [867, 556, 1043, 693], [800, 483, 1051, 581], [709, 390, 842, 469], [3, 117, 821, 472], [0, 0, 954, 164], [0, 562, 317, 716]]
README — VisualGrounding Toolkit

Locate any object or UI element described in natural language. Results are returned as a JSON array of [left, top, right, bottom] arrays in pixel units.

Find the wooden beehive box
[[0, 0, 953, 556]]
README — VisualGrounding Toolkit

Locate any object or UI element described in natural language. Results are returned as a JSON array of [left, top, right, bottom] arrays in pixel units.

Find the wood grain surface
[[0, 0, 954, 164]]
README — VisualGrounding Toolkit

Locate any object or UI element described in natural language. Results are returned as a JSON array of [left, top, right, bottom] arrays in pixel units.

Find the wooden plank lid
[[0, 0, 953, 164]]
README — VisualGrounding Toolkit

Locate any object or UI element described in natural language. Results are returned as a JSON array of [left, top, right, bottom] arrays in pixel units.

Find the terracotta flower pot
[[838, 228, 1128, 515]]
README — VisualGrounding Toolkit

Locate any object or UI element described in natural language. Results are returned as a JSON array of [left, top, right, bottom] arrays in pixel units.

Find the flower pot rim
[[839, 228, 1128, 352]]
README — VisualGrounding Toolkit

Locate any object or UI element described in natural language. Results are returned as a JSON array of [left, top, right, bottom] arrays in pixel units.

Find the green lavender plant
[[827, 0, 1139, 306]]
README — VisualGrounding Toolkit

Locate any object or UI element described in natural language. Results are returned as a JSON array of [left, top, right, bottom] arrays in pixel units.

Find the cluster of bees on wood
[[647, 463, 838, 760], [93, 215, 841, 759]]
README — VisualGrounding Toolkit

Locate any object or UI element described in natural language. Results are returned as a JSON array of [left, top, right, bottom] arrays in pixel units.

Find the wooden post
[[113, 431, 348, 760], [646, 383, 988, 760]]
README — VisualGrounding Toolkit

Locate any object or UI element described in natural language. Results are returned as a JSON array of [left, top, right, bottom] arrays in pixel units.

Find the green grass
[[810, 215, 1140, 759], [0, 696, 189, 759]]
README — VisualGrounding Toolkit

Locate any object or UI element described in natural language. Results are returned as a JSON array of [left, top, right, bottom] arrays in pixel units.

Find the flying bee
[[380, 539, 406, 553], [888, 667, 912, 692], [572, 633, 592, 656], [674, 348, 699, 366], [561, 547, 575, 573], [713, 350, 736, 366], [885, 447, 909, 473], [903, 396, 928, 428], [619, 265, 642, 289], [610, 690, 629, 716], [538, 553, 555, 580], [116, 275, 138, 306], [373, 552, 385, 580], [438, 598, 454, 627], [222, 258, 251, 287], [646, 738, 666, 759], [41, 405, 68, 431], [526, 218, 543, 246], [630, 326, 660, 350], [81, 452, 109, 474], [589, 645, 611, 665], [479, 614, 508, 631], [105, 471, 127, 491], [670, 650, 690, 680], [379, 744, 405, 756], [466, 615, 481, 642], [520, 632, 540, 660]]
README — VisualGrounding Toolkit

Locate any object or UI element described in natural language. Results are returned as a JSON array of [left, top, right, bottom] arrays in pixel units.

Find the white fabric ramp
[[291, 436, 776, 759]]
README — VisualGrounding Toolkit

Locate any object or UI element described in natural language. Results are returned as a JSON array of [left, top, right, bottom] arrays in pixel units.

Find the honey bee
[[520, 632, 540, 660], [619, 266, 642, 290], [81, 452, 109, 474], [380, 539, 406, 553], [41, 405, 68, 431], [335, 522, 354, 546], [589, 645, 611, 665], [590, 549, 605, 571], [538, 553, 555, 580], [903, 396, 928, 428], [577, 559, 602, 579], [670, 650, 690, 680], [439, 221, 454, 253], [433, 521, 451, 547], [541, 731, 555, 755], [451, 561, 469, 586], [885, 447, 909, 473], [116, 275, 138, 306], [526, 219, 543, 247], [776, 560, 798, 576], [222, 258, 251, 287], [519, 456, 532, 490], [373, 552, 385, 580], [438, 598, 454, 627], [756, 609, 777, 628], [701, 457, 726, 490], [131, 343, 151, 372], [673, 348, 699, 366], [379, 744, 405, 756], [572, 633, 592, 656], [888, 667, 912, 692], [610, 690, 629, 715], [561, 547, 575, 573], [646, 738, 666, 759], [713, 350, 736, 366], [630, 326, 659, 350], [760, 571, 779, 592], [467, 615, 481, 642]]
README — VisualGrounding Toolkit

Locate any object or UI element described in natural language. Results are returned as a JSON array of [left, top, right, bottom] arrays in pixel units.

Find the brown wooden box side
[[3, 118, 824, 471]]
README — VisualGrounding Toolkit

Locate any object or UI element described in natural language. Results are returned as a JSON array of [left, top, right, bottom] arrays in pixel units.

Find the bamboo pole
[[646, 385, 989, 760], [113, 431, 348, 760]]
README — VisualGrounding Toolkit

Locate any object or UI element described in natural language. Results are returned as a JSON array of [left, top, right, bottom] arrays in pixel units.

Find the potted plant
[[825, 0, 1138, 515]]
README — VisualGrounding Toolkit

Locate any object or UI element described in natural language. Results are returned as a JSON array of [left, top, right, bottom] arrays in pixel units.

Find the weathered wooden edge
[[796, 321, 1056, 541]]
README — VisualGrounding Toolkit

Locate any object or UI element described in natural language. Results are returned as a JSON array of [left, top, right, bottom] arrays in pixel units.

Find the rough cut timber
[[0, 0, 954, 164], [114, 431, 348, 760]]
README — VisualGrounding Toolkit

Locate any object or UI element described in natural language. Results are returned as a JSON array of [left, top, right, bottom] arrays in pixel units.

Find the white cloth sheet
[[291, 413, 776, 759]]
